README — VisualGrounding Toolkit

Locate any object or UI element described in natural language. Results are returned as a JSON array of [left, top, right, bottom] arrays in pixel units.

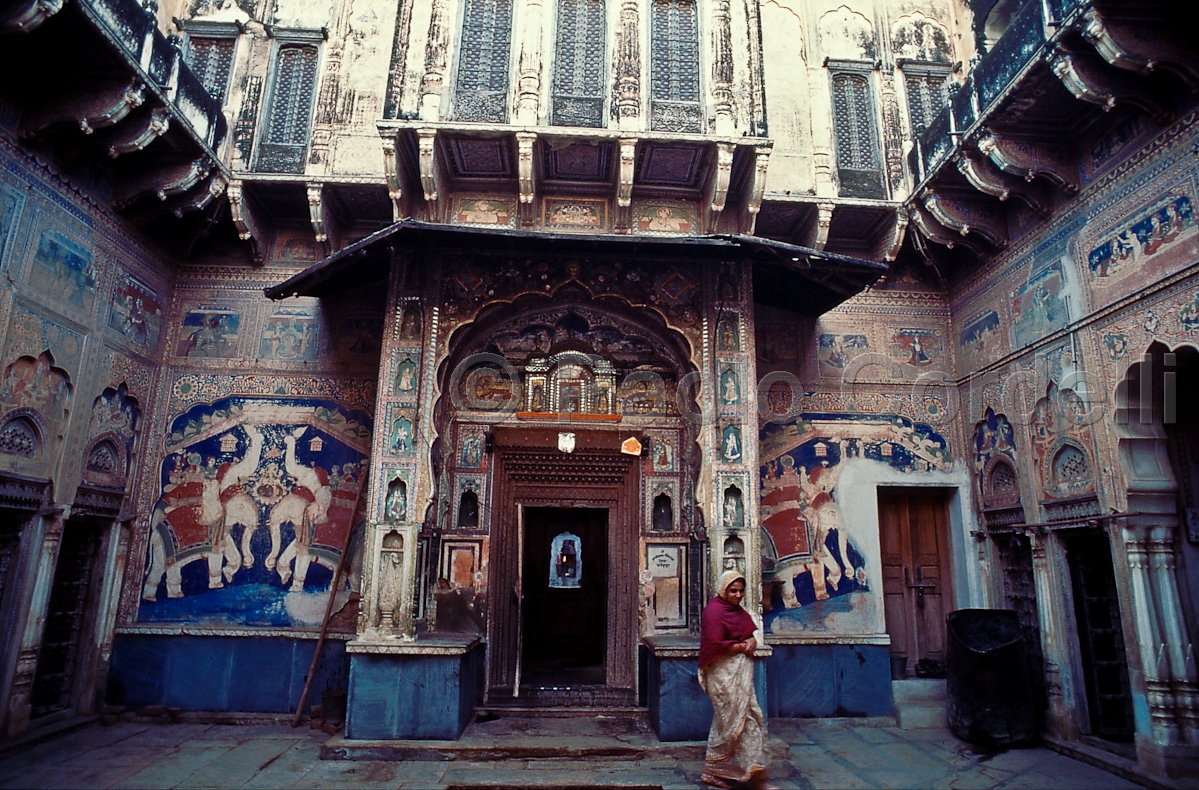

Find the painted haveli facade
[[0, 0, 1196, 779]]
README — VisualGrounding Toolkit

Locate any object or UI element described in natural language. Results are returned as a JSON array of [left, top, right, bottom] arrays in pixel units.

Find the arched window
[[258, 45, 319, 173], [455, 0, 514, 122], [86, 440, 121, 475], [552, 0, 606, 127], [0, 417, 39, 458], [1053, 444, 1090, 484], [650, 0, 702, 132]]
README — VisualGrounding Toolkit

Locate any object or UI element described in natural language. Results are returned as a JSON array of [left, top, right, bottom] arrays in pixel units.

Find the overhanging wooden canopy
[[264, 220, 887, 316]]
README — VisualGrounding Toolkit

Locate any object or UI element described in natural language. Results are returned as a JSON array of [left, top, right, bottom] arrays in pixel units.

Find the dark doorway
[[993, 532, 1047, 726], [1066, 530, 1134, 741], [30, 517, 104, 719], [521, 507, 607, 687]]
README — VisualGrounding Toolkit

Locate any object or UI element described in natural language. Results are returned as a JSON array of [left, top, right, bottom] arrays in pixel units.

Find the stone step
[[891, 678, 947, 704], [474, 705, 648, 719], [892, 679, 948, 730], [324, 713, 792, 767]]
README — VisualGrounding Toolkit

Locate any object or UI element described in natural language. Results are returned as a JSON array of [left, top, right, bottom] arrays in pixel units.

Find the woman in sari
[[698, 570, 774, 790]]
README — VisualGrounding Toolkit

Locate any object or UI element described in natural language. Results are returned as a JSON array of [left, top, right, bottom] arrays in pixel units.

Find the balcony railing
[[81, 0, 226, 151]]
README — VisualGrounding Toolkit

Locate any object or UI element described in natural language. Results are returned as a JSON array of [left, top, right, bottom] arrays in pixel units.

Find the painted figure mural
[[140, 397, 370, 627]]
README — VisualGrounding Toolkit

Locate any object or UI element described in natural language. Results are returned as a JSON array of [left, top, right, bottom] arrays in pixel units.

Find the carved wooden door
[[879, 489, 952, 675]]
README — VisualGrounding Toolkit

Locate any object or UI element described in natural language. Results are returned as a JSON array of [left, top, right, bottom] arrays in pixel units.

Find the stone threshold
[[1041, 733, 1191, 790]]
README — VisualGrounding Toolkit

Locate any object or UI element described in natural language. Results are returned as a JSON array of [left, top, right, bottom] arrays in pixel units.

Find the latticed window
[[552, 0, 606, 127], [904, 69, 951, 138], [989, 461, 1018, 495], [831, 70, 884, 198], [257, 45, 319, 173], [1053, 445, 1090, 483], [454, 0, 514, 123], [650, 0, 702, 132], [187, 37, 235, 105], [0, 417, 38, 458]]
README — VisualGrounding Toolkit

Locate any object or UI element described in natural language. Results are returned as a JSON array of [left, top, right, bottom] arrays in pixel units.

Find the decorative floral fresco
[[139, 396, 371, 628], [758, 413, 951, 635]]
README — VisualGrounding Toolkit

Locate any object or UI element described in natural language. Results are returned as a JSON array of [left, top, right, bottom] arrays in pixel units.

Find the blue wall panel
[[108, 634, 348, 714], [766, 644, 891, 718]]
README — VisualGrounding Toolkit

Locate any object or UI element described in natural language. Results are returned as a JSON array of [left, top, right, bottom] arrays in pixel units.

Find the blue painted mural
[[140, 396, 371, 628], [759, 413, 950, 635]]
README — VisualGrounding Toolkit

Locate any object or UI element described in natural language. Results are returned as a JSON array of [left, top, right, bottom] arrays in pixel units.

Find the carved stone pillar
[[615, 0, 640, 129], [515, 0, 544, 124], [5, 512, 62, 737], [808, 67, 836, 197], [359, 522, 421, 640], [1123, 520, 1183, 743], [1029, 529, 1078, 740], [1145, 523, 1199, 742], [709, 0, 733, 136], [419, 0, 451, 121]]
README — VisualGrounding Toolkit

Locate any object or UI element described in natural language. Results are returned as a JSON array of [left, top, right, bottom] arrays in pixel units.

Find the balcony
[[0, 0, 229, 243]]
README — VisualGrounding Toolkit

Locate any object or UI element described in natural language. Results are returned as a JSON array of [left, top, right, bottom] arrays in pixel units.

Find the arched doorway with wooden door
[[429, 285, 702, 708]]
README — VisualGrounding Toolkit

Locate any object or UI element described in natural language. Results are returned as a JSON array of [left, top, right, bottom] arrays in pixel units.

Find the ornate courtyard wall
[[0, 135, 172, 734], [948, 107, 1199, 763], [105, 227, 381, 713]]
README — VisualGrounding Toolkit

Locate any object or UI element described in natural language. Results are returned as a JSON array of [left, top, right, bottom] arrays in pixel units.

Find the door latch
[[904, 566, 936, 608]]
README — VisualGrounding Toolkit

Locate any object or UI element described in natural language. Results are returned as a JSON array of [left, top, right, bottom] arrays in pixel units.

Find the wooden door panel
[[877, 489, 953, 671]]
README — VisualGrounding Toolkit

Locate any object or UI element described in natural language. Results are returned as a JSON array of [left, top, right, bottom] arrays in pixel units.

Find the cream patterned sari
[[698, 650, 767, 788]]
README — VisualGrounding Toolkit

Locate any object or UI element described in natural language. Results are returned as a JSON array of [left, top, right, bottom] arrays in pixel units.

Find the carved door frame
[[485, 428, 640, 702]]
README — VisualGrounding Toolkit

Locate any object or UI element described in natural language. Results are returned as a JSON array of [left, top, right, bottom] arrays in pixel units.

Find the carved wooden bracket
[[872, 210, 909, 263], [615, 138, 636, 232], [102, 106, 171, 158], [21, 80, 144, 138], [922, 188, 1008, 249], [955, 150, 1051, 214], [805, 201, 836, 251], [417, 127, 442, 203], [1049, 47, 1170, 121], [516, 132, 536, 228], [130, 173, 228, 222], [745, 146, 771, 236], [226, 179, 265, 265], [112, 157, 211, 209], [704, 142, 735, 233], [381, 136, 404, 221], [307, 182, 339, 255], [1, 0, 63, 34], [908, 204, 987, 256], [1082, 8, 1199, 92], [976, 130, 1079, 193]]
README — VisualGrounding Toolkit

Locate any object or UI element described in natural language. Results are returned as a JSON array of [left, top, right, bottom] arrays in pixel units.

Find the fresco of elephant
[[141, 424, 265, 599], [272, 426, 334, 591]]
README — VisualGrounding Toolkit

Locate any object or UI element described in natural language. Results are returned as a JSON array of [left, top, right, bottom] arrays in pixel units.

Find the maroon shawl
[[699, 594, 757, 670]]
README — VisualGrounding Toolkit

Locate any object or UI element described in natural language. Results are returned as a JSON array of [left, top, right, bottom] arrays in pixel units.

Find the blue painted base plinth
[[766, 643, 892, 718], [643, 635, 768, 742], [107, 632, 349, 713], [345, 636, 483, 740]]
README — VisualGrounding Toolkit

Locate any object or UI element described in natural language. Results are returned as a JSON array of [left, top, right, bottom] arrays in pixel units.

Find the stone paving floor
[[0, 717, 1143, 789]]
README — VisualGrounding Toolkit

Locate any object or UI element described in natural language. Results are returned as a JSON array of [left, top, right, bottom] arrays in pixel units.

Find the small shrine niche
[[549, 531, 582, 588], [458, 489, 480, 528], [385, 476, 407, 522], [377, 530, 405, 631], [723, 535, 746, 574], [652, 492, 674, 531], [523, 347, 616, 415]]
